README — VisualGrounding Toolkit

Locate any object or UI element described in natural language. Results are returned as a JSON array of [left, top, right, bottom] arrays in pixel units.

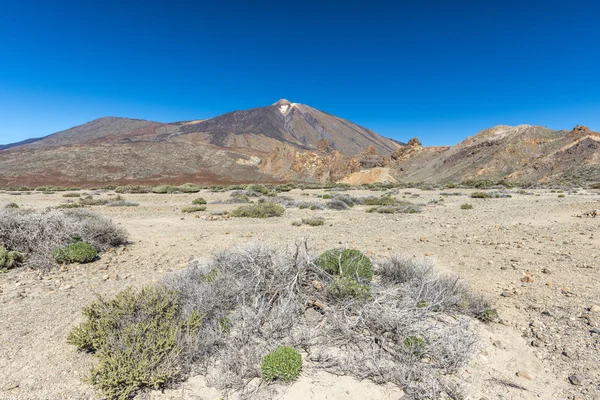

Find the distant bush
[[0, 245, 24, 270], [231, 202, 284, 218], [470, 192, 491, 199], [245, 184, 269, 195], [364, 195, 395, 206], [558, 194, 565, 198], [115, 185, 151, 194], [79, 198, 109, 206], [55, 202, 85, 209], [0, 209, 127, 269], [261, 346, 302, 382], [460, 203, 473, 210], [326, 200, 349, 210], [52, 241, 97, 264], [192, 197, 207, 205], [322, 194, 331, 199], [315, 248, 373, 281], [62, 193, 81, 198], [301, 217, 325, 226], [5, 202, 19, 209], [107, 201, 139, 207], [181, 205, 206, 213]]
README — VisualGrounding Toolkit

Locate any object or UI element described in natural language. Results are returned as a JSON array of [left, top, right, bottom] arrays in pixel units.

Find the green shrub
[[181, 205, 206, 213], [0, 245, 24, 270], [322, 194, 331, 199], [558, 194, 565, 198], [115, 185, 151, 194], [151, 185, 173, 194], [79, 198, 109, 206], [5, 202, 19, 209], [470, 192, 491, 199], [176, 183, 201, 193], [403, 336, 425, 349], [68, 286, 201, 399], [192, 198, 207, 205], [460, 203, 473, 210], [63, 193, 81, 198], [314, 248, 374, 281], [302, 218, 324, 226], [364, 195, 395, 206], [55, 202, 85, 209], [261, 346, 302, 382], [245, 184, 269, 195], [475, 308, 499, 323], [52, 242, 97, 264], [327, 277, 371, 300], [230, 202, 284, 218], [416, 299, 429, 308]]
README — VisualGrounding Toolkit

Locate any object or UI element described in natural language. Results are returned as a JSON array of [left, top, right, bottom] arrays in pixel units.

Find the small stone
[[521, 276, 534, 283], [590, 305, 600, 313], [501, 290, 511, 297], [60, 285, 73, 291], [590, 328, 600, 334], [542, 268, 551, 274], [102, 275, 109, 281], [568, 375, 583, 386], [516, 370, 534, 380]]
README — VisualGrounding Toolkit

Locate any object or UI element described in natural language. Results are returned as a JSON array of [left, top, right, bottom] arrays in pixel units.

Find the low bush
[[5, 202, 19, 209], [301, 218, 325, 226], [0, 209, 127, 269], [364, 195, 395, 206], [79, 198, 109, 206], [56, 202, 84, 209], [181, 205, 206, 213], [460, 203, 473, 210], [314, 248, 373, 281], [0, 245, 24, 270], [470, 192, 491, 199], [327, 276, 371, 300], [245, 184, 269, 195], [115, 185, 151, 194], [68, 286, 202, 399], [192, 198, 207, 205], [107, 201, 139, 207], [231, 202, 284, 218], [326, 199, 349, 210], [52, 241, 97, 264], [63, 193, 81, 198], [261, 346, 302, 382]]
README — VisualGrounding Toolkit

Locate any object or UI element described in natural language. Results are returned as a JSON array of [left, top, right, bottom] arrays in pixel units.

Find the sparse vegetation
[[52, 241, 97, 264], [62, 193, 81, 198], [461, 203, 474, 210], [5, 202, 19, 209], [107, 201, 139, 207], [301, 217, 325, 226], [181, 205, 206, 213], [0, 209, 127, 269], [261, 346, 302, 382], [192, 197, 207, 205], [230, 201, 284, 218], [471, 192, 491, 199], [315, 248, 374, 281], [0, 245, 24, 270]]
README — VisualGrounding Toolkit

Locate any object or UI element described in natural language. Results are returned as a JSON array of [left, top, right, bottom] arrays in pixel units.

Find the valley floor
[[1, 188, 599, 399]]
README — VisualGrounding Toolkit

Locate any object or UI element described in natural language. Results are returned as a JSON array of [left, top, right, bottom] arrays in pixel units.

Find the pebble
[[568, 374, 583, 386], [516, 370, 534, 380], [590, 304, 600, 313]]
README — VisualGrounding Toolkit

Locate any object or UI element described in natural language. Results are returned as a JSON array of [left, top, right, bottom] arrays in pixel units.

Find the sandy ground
[[0, 188, 599, 400]]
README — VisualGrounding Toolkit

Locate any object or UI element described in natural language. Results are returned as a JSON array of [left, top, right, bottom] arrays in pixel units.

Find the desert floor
[[0, 188, 599, 400]]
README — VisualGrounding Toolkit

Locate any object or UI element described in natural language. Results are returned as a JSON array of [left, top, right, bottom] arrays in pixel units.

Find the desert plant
[[460, 203, 473, 210], [181, 205, 206, 213], [107, 201, 139, 207], [230, 202, 284, 218], [55, 202, 84, 209], [5, 202, 19, 209], [68, 285, 202, 399], [322, 194, 331, 199], [0, 245, 24, 270], [327, 276, 371, 300], [63, 193, 81, 198], [245, 184, 269, 195], [261, 346, 302, 382], [79, 198, 109, 206], [0, 209, 127, 269], [326, 200, 349, 210], [301, 218, 325, 226], [314, 248, 374, 281], [52, 241, 97, 264], [192, 198, 207, 205], [558, 194, 565, 198], [470, 192, 491, 199], [364, 195, 395, 206]]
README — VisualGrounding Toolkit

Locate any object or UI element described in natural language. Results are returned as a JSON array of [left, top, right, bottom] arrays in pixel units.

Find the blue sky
[[1, 0, 598, 146]]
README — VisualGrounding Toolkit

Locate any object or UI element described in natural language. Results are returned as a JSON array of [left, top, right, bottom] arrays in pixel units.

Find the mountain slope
[[0, 100, 401, 187]]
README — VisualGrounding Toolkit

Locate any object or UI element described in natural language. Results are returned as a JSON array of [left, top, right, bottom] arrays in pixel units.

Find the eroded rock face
[[390, 137, 422, 161]]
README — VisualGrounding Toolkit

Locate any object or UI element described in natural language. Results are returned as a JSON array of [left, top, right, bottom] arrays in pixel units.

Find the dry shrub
[[0, 209, 127, 269]]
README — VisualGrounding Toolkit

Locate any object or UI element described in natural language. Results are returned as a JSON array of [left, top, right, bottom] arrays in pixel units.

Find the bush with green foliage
[[460, 203, 473, 210], [52, 241, 98, 264], [68, 286, 202, 399], [364, 195, 395, 206], [0, 245, 24, 270], [79, 198, 109, 206], [5, 202, 19, 209], [301, 218, 324, 226], [63, 193, 81, 198], [192, 197, 207, 205], [327, 276, 371, 300], [55, 202, 85, 209], [115, 185, 151, 194], [470, 192, 491, 199], [230, 202, 284, 218], [181, 205, 206, 213], [245, 184, 269, 195], [261, 346, 302, 382], [314, 248, 373, 281], [322, 194, 331, 199], [107, 201, 139, 207]]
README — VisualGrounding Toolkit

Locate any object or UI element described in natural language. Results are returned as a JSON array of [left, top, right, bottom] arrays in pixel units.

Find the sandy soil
[[1, 188, 599, 400]]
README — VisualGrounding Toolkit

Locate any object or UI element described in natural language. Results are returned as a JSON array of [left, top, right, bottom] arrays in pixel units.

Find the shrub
[[52, 241, 97, 264], [261, 346, 302, 382], [192, 198, 207, 205], [79, 198, 109, 206], [181, 205, 206, 213], [107, 201, 139, 207], [314, 248, 374, 281], [231, 202, 284, 218], [245, 184, 269, 195], [364, 195, 395, 206], [115, 185, 151, 194], [56, 202, 84, 209], [0, 209, 127, 269], [5, 202, 19, 209], [558, 194, 565, 198], [0, 245, 24, 270], [460, 203, 473, 210], [301, 218, 324, 226], [322, 194, 331, 199], [470, 192, 491, 199], [327, 276, 371, 300], [68, 286, 201, 399], [326, 200, 349, 210], [63, 193, 81, 198]]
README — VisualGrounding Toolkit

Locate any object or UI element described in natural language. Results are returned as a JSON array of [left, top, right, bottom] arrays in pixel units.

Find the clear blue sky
[[1, 0, 599, 146]]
